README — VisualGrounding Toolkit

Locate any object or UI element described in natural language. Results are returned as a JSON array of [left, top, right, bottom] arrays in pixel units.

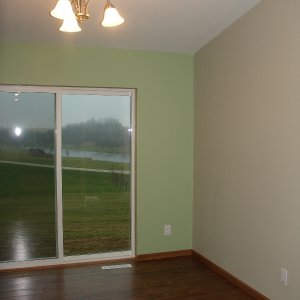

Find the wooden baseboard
[[192, 250, 269, 300], [136, 249, 192, 261]]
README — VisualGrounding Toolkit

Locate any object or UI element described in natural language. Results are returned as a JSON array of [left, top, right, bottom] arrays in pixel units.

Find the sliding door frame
[[0, 85, 136, 270]]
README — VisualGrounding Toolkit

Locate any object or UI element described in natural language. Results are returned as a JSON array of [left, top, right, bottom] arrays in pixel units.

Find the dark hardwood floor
[[0, 256, 255, 299]]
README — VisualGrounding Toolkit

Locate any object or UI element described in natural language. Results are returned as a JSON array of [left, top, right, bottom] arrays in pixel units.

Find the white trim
[[55, 91, 64, 262], [63, 251, 132, 263], [0, 85, 60, 93], [130, 89, 136, 257], [0, 252, 133, 270], [61, 88, 132, 96], [0, 85, 133, 95], [0, 85, 136, 270], [0, 258, 63, 270]]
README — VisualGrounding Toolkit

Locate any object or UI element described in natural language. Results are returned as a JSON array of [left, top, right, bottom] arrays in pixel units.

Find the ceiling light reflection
[[11, 221, 29, 261], [14, 127, 22, 137]]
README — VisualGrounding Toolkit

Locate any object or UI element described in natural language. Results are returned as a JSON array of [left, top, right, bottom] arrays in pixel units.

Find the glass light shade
[[59, 14, 81, 32], [51, 0, 74, 19], [101, 5, 124, 27]]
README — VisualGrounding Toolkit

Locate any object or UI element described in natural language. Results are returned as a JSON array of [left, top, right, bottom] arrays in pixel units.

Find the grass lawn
[[0, 161, 130, 262], [62, 168, 130, 256]]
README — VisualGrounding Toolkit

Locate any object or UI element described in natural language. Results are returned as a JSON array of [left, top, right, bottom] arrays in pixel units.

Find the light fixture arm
[[72, 0, 90, 23]]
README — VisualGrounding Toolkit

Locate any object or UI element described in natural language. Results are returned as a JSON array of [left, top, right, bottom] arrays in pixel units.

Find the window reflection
[[10, 221, 29, 261]]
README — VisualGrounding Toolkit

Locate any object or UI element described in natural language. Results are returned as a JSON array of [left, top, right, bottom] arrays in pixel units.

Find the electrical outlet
[[280, 267, 288, 286], [164, 225, 171, 236]]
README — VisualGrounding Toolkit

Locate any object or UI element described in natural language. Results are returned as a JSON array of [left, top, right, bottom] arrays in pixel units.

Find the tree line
[[0, 118, 130, 152], [62, 118, 130, 151]]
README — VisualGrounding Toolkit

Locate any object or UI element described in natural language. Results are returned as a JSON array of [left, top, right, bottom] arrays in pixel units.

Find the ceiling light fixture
[[50, 0, 124, 32]]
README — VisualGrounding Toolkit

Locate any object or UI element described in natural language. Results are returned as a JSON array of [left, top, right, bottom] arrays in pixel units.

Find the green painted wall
[[0, 43, 193, 254]]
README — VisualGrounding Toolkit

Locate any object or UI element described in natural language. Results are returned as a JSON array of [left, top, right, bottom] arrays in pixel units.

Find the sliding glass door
[[0, 86, 135, 268], [0, 91, 56, 262], [62, 94, 132, 257]]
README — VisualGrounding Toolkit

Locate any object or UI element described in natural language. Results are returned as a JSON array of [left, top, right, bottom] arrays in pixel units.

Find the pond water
[[61, 149, 130, 163]]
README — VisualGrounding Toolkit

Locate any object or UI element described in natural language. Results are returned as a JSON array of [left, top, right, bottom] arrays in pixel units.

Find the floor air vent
[[101, 264, 132, 270]]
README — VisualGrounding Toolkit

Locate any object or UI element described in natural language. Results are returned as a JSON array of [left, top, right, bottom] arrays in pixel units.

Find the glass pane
[[62, 94, 131, 256], [0, 91, 56, 262]]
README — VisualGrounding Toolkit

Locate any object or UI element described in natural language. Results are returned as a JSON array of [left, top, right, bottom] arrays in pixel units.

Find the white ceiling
[[0, 0, 260, 54]]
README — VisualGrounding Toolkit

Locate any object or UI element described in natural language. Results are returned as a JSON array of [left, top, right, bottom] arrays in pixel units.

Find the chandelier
[[50, 0, 124, 32]]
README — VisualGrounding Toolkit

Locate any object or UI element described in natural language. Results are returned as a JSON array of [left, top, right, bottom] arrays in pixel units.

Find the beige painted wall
[[193, 0, 300, 299]]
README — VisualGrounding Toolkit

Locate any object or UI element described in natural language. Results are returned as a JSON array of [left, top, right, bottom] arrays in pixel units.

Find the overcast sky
[[62, 94, 131, 127], [0, 92, 131, 129]]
